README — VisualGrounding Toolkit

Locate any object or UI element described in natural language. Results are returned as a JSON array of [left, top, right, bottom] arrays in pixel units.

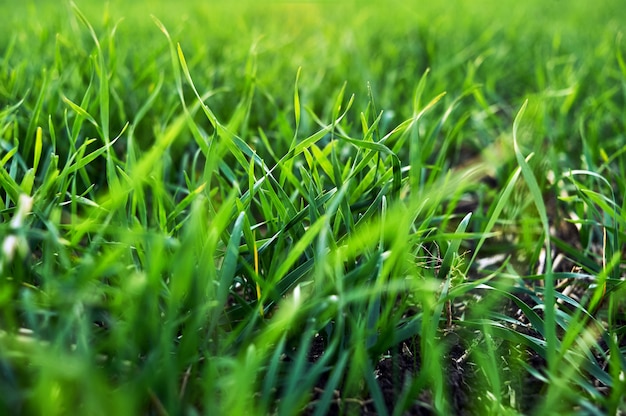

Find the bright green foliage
[[1, 0, 625, 414]]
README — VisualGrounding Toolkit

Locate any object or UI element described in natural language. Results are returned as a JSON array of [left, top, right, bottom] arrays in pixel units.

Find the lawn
[[1, 0, 625, 414]]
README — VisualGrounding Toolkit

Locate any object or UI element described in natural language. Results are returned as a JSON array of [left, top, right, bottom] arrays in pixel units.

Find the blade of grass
[[512, 100, 556, 368]]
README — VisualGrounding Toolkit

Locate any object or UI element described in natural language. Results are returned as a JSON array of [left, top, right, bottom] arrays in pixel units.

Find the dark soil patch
[[301, 328, 548, 415]]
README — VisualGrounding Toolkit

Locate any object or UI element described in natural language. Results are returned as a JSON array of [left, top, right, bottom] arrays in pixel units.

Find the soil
[[301, 326, 548, 415]]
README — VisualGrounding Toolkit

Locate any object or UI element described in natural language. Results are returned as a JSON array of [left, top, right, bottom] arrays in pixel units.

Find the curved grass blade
[[206, 211, 246, 336], [512, 100, 556, 367]]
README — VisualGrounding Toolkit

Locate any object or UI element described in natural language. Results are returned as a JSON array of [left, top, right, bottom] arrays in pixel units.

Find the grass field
[[1, 0, 626, 414]]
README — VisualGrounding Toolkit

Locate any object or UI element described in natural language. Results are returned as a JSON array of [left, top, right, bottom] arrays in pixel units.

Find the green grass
[[1, 0, 626, 414]]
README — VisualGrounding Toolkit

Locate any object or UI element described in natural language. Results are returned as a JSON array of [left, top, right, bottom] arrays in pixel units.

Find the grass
[[1, 0, 626, 414]]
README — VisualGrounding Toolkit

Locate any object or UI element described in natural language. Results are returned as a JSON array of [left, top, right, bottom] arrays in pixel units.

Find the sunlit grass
[[1, 0, 625, 414]]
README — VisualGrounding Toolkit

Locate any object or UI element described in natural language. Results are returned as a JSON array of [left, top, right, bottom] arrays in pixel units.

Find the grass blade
[[512, 100, 556, 368]]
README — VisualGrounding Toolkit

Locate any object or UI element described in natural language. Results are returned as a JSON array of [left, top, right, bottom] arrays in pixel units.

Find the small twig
[[179, 364, 192, 399], [148, 389, 170, 416], [456, 331, 483, 365]]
